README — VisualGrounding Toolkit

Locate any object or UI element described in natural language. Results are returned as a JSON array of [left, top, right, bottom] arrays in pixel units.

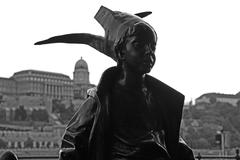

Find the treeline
[[52, 99, 75, 124], [182, 101, 240, 149], [0, 106, 49, 122]]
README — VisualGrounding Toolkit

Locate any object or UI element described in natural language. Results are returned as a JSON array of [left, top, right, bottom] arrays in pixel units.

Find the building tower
[[73, 57, 89, 85], [73, 57, 94, 100]]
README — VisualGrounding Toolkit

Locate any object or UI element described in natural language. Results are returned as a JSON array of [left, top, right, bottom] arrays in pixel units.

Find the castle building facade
[[11, 70, 73, 99], [0, 58, 95, 149], [0, 57, 95, 110]]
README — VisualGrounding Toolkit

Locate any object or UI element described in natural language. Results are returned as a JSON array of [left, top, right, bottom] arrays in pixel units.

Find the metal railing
[[195, 149, 240, 160], [15, 148, 240, 160], [18, 156, 58, 159]]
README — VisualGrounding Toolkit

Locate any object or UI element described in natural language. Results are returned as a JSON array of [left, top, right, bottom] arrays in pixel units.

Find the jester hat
[[35, 6, 154, 61]]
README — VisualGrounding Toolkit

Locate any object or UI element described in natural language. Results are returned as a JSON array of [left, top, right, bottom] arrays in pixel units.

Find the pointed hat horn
[[35, 6, 153, 62]]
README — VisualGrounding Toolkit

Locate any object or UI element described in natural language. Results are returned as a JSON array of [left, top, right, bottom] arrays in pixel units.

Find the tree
[[31, 109, 49, 122], [209, 97, 217, 104], [183, 101, 240, 149], [0, 95, 3, 104], [38, 109, 49, 122], [0, 139, 7, 148], [52, 99, 65, 113], [196, 138, 211, 149], [60, 103, 75, 124], [237, 100, 240, 109], [14, 105, 27, 121], [0, 108, 6, 121], [25, 137, 33, 148]]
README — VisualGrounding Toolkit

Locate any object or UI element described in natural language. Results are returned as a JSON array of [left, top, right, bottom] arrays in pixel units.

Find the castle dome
[[75, 57, 88, 70]]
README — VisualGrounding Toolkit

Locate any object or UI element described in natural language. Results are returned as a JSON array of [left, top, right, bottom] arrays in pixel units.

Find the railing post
[[196, 153, 201, 160], [236, 148, 240, 160]]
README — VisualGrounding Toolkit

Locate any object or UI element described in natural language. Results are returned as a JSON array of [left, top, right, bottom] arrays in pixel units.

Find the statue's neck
[[117, 65, 146, 90]]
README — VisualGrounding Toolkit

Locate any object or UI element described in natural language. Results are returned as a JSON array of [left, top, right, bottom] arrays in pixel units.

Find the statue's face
[[122, 25, 157, 74]]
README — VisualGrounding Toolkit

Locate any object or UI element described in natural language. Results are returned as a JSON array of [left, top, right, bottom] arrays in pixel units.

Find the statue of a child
[[35, 6, 194, 160]]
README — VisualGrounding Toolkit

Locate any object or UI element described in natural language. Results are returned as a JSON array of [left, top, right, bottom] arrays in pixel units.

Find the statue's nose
[[144, 49, 155, 64], [144, 44, 154, 54]]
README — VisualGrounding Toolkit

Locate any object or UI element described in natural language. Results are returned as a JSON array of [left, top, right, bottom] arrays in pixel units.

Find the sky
[[0, 0, 240, 102]]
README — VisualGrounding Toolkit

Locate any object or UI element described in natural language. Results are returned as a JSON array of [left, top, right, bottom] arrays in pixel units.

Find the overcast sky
[[0, 0, 240, 102]]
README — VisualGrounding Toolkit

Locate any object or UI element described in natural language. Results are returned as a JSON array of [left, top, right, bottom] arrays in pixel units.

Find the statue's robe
[[61, 67, 195, 160]]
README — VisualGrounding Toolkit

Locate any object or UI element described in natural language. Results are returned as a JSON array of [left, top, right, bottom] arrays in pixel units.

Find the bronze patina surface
[[35, 6, 195, 160]]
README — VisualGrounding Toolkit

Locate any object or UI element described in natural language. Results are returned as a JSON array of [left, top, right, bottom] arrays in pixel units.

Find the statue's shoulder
[[145, 75, 185, 103], [87, 87, 98, 98]]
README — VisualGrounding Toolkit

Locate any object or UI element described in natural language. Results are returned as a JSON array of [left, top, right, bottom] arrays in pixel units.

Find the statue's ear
[[134, 11, 152, 18], [117, 48, 127, 62]]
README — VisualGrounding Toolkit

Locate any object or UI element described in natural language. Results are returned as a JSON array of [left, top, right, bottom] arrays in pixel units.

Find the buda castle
[[0, 57, 95, 112]]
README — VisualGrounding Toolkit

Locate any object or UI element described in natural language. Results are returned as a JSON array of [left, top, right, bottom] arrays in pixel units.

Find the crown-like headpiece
[[35, 6, 153, 61]]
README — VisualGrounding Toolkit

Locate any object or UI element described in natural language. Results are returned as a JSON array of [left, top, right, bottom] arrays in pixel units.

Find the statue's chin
[[140, 65, 153, 74], [135, 68, 152, 75]]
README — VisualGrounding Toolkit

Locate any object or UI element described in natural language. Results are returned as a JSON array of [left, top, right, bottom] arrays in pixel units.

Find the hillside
[[181, 102, 240, 149]]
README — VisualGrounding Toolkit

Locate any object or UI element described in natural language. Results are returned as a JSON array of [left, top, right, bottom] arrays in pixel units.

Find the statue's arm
[[177, 137, 195, 160], [61, 97, 97, 158]]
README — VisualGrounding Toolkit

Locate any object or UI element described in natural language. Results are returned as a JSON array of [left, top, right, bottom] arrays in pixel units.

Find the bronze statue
[[35, 6, 194, 160]]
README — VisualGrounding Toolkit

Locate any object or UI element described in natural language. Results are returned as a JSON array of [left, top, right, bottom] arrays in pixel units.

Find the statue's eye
[[133, 42, 140, 48]]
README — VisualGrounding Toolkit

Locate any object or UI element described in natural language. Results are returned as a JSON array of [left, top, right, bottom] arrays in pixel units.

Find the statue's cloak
[[61, 67, 194, 160]]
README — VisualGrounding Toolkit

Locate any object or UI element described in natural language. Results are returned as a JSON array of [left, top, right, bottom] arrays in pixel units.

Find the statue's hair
[[0, 151, 18, 160], [114, 22, 157, 66]]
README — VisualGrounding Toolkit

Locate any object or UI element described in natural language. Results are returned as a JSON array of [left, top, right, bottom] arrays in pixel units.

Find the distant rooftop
[[197, 92, 240, 100], [12, 69, 70, 79]]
